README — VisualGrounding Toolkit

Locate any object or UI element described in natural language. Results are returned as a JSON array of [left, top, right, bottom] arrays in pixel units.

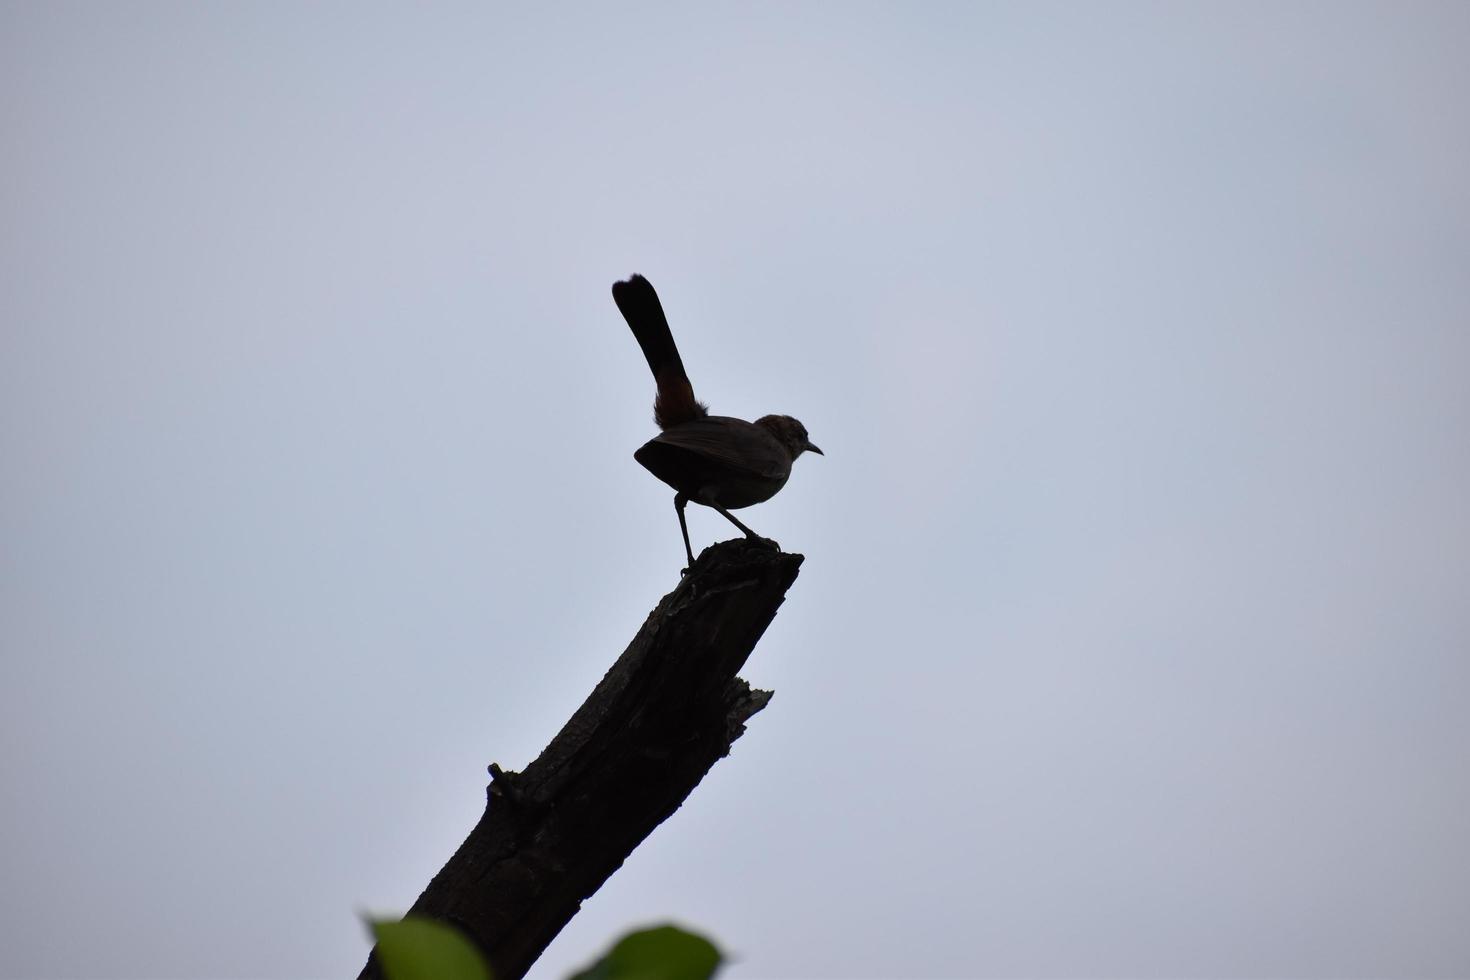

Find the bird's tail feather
[[613, 274, 708, 429]]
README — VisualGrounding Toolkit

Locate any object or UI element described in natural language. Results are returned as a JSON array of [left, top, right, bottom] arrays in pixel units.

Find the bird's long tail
[[612, 274, 708, 429]]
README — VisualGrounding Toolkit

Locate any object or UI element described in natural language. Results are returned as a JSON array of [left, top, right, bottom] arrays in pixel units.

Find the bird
[[612, 274, 822, 569]]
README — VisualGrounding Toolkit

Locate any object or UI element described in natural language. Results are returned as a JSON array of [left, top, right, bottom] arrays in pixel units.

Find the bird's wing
[[645, 417, 791, 481]]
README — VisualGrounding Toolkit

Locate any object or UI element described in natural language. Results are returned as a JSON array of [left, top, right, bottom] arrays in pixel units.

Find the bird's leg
[[674, 493, 697, 571], [713, 505, 761, 540]]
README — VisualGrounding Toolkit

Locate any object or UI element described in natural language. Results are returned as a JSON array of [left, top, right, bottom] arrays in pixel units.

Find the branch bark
[[358, 537, 804, 980]]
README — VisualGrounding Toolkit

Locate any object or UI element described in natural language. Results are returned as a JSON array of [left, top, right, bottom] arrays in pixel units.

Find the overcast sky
[[3, 3, 1468, 978]]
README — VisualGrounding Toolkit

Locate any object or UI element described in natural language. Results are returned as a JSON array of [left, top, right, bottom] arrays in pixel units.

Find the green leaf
[[568, 924, 722, 980], [368, 915, 493, 980]]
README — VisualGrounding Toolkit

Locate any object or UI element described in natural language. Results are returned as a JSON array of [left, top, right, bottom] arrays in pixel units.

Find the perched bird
[[612, 274, 822, 568]]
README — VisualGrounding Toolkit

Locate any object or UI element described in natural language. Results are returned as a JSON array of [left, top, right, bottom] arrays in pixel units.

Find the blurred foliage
[[568, 924, 722, 980], [367, 916, 721, 980], [368, 916, 492, 980]]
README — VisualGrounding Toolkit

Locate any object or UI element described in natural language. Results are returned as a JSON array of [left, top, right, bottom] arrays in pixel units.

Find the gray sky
[[3, 3, 1467, 978]]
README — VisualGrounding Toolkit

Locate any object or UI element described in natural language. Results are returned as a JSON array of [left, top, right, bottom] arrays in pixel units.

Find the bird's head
[[756, 414, 823, 460]]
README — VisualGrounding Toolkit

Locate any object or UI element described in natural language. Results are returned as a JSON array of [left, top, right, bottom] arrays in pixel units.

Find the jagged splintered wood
[[358, 537, 804, 980]]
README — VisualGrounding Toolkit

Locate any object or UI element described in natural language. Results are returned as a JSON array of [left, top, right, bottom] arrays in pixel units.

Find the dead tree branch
[[358, 537, 804, 980]]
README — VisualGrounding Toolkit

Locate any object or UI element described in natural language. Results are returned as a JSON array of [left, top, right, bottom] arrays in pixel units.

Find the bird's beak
[[806, 441, 824, 456]]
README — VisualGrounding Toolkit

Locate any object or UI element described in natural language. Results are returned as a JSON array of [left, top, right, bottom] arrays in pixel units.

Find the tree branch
[[358, 537, 804, 980]]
